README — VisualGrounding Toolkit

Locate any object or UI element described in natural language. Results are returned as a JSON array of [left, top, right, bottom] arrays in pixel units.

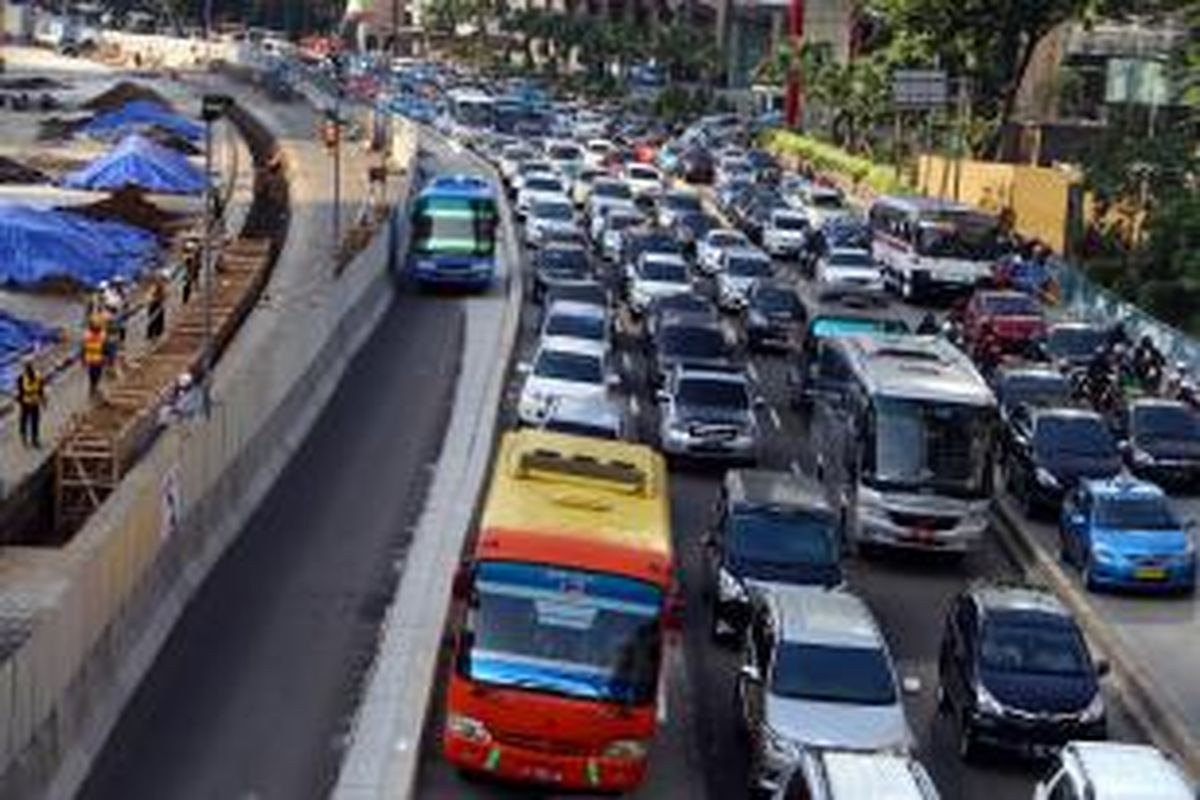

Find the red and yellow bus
[[443, 429, 673, 791]]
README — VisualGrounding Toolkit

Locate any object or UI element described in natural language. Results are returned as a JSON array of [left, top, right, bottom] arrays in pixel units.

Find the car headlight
[[1079, 690, 1105, 724], [602, 739, 649, 760], [1132, 447, 1156, 466], [1091, 543, 1121, 564], [1035, 467, 1061, 488], [446, 713, 492, 743], [762, 724, 800, 763], [975, 681, 1007, 717], [718, 566, 748, 603]]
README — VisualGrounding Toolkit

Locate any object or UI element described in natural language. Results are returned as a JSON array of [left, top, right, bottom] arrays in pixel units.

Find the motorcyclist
[[1131, 335, 1166, 392], [1082, 345, 1113, 408], [974, 323, 1003, 381], [916, 312, 940, 335]]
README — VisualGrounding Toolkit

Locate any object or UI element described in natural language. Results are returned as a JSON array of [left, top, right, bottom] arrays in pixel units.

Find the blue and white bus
[[409, 174, 499, 288]]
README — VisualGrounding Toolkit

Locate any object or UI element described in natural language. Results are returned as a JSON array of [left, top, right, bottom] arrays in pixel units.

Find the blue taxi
[[1059, 477, 1196, 593]]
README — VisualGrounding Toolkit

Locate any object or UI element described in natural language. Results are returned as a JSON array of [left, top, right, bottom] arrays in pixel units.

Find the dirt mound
[[0, 156, 47, 184], [81, 81, 170, 113], [37, 116, 88, 141], [72, 187, 187, 238]]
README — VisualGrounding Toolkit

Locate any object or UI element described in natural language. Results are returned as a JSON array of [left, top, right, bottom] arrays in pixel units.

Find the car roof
[[999, 365, 1067, 383], [536, 336, 607, 358], [1082, 476, 1166, 502], [1049, 320, 1107, 333], [724, 245, 770, 261], [971, 582, 1069, 619], [543, 394, 621, 427], [659, 311, 721, 331], [1032, 407, 1106, 425], [641, 252, 689, 267], [1130, 397, 1194, 413], [676, 366, 748, 384], [546, 299, 607, 320], [725, 469, 831, 514], [706, 228, 747, 240], [819, 751, 937, 800], [768, 587, 884, 649], [1065, 742, 1193, 799]]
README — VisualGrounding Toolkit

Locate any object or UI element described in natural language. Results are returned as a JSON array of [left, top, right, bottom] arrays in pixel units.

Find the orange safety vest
[[83, 328, 106, 366], [19, 372, 43, 405]]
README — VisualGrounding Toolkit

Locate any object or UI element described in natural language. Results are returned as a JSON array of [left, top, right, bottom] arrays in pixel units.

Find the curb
[[991, 499, 1200, 778], [331, 132, 524, 800]]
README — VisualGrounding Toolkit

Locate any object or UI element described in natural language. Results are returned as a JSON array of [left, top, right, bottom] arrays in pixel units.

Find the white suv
[[1034, 742, 1193, 800]]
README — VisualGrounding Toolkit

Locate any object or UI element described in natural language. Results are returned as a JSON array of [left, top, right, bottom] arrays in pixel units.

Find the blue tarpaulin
[[63, 133, 207, 195], [0, 204, 158, 289], [0, 311, 60, 393], [82, 100, 204, 142]]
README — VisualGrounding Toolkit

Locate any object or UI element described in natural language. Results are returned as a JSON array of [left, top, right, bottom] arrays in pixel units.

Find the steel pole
[[202, 116, 214, 417], [784, 0, 805, 129], [333, 99, 342, 257]]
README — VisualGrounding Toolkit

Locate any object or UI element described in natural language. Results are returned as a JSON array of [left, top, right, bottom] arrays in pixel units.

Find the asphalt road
[[413, 203, 1140, 799], [78, 145, 478, 800]]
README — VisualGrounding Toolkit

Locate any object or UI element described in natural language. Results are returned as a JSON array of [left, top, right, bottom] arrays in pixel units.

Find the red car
[[962, 289, 1046, 354]]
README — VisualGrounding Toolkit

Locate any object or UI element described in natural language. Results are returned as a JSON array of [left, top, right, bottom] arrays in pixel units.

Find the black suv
[[1004, 407, 1122, 517], [744, 281, 805, 352], [703, 469, 842, 642], [938, 583, 1107, 761], [532, 242, 593, 304]]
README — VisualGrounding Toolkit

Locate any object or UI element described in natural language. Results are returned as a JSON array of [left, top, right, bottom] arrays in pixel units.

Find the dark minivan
[[938, 583, 1107, 761], [704, 470, 842, 642], [1004, 408, 1122, 516]]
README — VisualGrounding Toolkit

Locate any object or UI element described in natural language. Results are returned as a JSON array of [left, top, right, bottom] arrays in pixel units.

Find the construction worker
[[83, 320, 106, 397], [16, 356, 46, 448], [146, 277, 166, 341]]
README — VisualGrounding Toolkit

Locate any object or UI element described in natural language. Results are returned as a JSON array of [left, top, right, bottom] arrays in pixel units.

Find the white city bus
[[810, 335, 997, 554], [869, 196, 1009, 301]]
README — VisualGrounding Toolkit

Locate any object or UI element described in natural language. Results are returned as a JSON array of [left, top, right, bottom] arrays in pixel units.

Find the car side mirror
[[655, 389, 670, 404], [664, 590, 685, 632], [606, 373, 621, 388], [701, 531, 718, 549], [1118, 439, 1131, 455], [739, 664, 762, 684], [516, 361, 532, 375], [901, 676, 922, 695], [753, 395, 767, 409], [1095, 658, 1111, 678], [1070, 512, 1085, 527]]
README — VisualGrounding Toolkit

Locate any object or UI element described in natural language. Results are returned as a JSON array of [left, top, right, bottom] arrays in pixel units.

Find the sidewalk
[[0, 51, 255, 508]]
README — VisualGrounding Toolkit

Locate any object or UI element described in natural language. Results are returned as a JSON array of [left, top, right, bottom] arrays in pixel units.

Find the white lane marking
[[747, 361, 759, 381], [790, 460, 802, 477], [630, 396, 640, 418], [768, 406, 782, 430], [622, 352, 633, 374]]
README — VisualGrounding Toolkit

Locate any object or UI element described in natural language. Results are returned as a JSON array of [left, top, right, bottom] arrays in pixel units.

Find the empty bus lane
[[412, 230, 1141, 798], [79, 144, 484, 800]]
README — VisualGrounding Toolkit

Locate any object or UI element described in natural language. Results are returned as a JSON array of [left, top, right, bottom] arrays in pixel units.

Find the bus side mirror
[[452, 562, 472, 600], [664, 590, 685, 632]]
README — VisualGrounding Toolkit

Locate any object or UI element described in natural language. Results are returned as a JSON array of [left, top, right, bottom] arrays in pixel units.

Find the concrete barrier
[[0, 101, 418, 799]]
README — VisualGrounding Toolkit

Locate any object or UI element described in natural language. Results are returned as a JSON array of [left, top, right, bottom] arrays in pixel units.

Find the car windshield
[[869, 398, 994, 499], [464, 561, 662, 704], [829, 251, 875, 268], [774, 216, 807, 231], [727, 257, 772, 278], [540, 247, 589, 274], [630, 167, 658, 181], [1047, 326, 1107, 359], [660, 326, 728, 359], [549, 144, 582, 160], [1035, 417, 1117, 459], [728, 509, 837, 568], [526, 175, 565, 192], [810, 317, 908, 337], [641, 261, 688, 283], [982, 294, 1041, 317], [654, 294, 711, 316], [1002, 374, 1070, 409], [754, 288, 801, 315], [681, 214, 715, 234], [771, 643, 897, 705], [1095, 496, 1178, 530], [1134, 406, 1200, 441], [677, 378, 749, 410], [608, 214, 642, 231], [710, 232, 745, 247], [824, 223, 871, 249], [980, 618, 1090, 677], [545, 313, 605, 342], [809, 193, 845, 210], [917, 219, 1007, 261], [667, 194, 702, 212], [534, 350, 603, 383], [534, 202, 573, 221], [594, 182, 633, 200]]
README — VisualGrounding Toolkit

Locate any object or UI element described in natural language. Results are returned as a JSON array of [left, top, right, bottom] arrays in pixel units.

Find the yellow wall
[[916, 155, 1077, 255]]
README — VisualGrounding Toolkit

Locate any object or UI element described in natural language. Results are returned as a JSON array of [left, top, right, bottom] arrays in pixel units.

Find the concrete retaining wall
[[0, 104, 417, 799]]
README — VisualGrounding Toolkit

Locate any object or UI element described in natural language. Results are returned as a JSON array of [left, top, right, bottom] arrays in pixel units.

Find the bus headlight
[[602, 739, 649, 760], [447, 713, 492, 743]]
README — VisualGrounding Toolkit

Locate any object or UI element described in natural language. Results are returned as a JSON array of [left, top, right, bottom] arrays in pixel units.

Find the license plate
[[903, 527, 936, 543], [1135, 567, 1167, 581], [526, 766, 563, 783]]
